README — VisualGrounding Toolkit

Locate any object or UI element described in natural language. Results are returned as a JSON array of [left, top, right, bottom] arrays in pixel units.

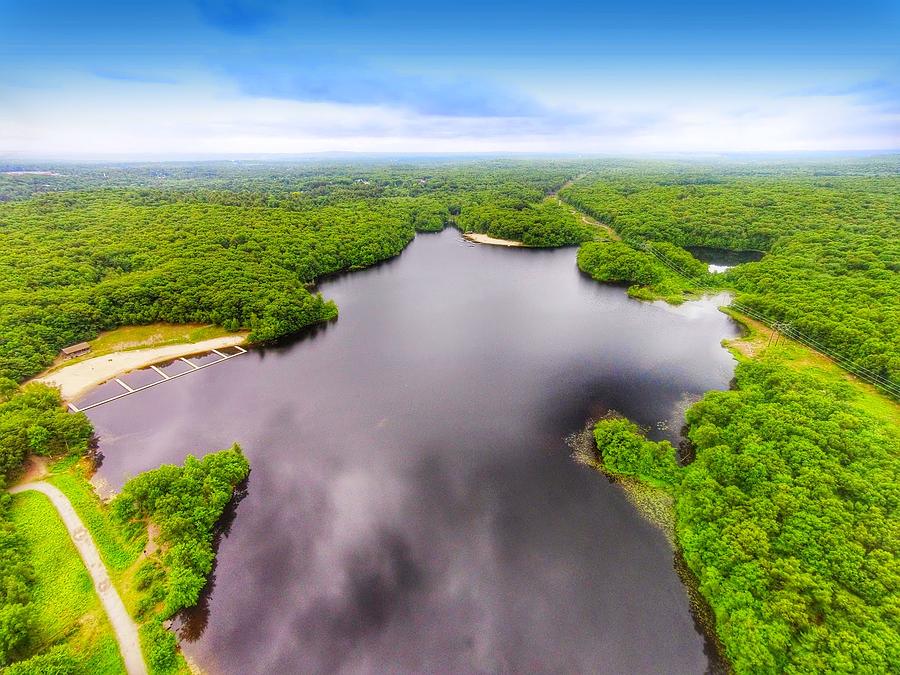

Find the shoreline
[[568, 424, 729, 672], [32, 335, 248, 401], [463, 232, 525, 247]]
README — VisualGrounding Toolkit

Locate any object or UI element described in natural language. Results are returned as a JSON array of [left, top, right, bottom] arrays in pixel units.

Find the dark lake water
[[685, 246, 764, 274], [88, 229, 739, 674]]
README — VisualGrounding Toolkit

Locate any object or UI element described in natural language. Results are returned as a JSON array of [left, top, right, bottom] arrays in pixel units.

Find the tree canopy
[[112, 446, 250, 619], [593, 361, 900, 672]]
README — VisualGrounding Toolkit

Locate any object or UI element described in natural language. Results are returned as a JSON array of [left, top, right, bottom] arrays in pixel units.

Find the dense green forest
[[572, 163, 899, 670], [5, 160, 893, 389], [1, 157, 898, 673], [114, 447, 250, 620], [0, 162, 589, 384], [456, 197, 594, 245], [562, 171, 900, 386], [0, 195, 424, 382], [576, 241, 710, 303], [590, 360, 899, 672], [0, 487, 33, 667], [0, 160, 579, 204]]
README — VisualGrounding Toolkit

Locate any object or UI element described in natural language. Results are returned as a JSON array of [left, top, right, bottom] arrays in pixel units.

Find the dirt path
[[10, 482, 148, 675], [33, 334, 246, 401], [558, 199, 621, 241], [547, 174, 586, 196], [18, 456, 49, 484], [551, 178, 621, 242]]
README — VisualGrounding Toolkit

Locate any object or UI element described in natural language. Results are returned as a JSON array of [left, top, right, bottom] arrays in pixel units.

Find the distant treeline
[[0, 160, 580, 202]]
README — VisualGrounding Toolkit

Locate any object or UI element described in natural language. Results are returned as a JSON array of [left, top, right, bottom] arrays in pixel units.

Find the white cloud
[[1, 76, 896, 158]]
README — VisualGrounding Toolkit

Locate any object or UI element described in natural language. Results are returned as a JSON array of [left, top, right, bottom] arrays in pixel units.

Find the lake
[[87, 228, 740, 674]]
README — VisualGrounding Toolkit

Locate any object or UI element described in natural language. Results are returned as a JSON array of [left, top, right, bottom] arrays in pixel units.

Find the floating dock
[[68, 346, 247, 412]]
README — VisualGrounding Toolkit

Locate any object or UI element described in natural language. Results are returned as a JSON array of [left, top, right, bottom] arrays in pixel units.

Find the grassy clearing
[[90, 323, 235, 352], [44, 460, 191, 674], [626, 283, 699, 305], [9, 490, 125, 674], [45, 322, 245, 373], [723, 308, 899, 428], [81, 636, 129, 674], [47, 470, 145, 572], [46, 461, 146, 612]]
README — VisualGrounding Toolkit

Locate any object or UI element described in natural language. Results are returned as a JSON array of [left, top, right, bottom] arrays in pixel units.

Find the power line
[[643, 242, 899, 390], [640, 242, 900, 399]]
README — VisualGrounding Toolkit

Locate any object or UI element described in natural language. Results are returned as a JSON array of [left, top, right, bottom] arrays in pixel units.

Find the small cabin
[[60, 342, 91, 359]]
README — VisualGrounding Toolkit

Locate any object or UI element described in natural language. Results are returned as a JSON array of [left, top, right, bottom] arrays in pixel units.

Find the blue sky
[[1, 0, 898, 156]]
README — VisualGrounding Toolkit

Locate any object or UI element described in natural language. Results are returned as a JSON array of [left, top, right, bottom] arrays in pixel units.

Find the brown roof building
[[60, 342, 91, 359]]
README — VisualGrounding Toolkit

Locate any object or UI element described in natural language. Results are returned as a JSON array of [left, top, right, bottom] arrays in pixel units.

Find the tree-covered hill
[[0, 194, 420, 381]]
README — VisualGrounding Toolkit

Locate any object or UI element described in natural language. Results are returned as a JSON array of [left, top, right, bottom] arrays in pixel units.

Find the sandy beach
[[34, 335, 247, 401], [463, 232, 525, 247]]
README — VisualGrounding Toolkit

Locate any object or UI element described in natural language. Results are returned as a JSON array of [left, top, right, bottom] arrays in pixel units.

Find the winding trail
[[10, 482, 148, 675]]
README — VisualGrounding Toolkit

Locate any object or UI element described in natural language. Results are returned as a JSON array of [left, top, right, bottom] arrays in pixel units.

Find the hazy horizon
[[3, 150, 898, 164]]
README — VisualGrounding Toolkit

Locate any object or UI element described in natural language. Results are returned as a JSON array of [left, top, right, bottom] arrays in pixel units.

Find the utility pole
[[770, 322, 791, 347]]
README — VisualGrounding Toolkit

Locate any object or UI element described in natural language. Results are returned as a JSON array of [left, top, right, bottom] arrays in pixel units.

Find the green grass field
[[10, 490, 125, 673], [46, 464, 149, 619], [47, 471, 145, 573]]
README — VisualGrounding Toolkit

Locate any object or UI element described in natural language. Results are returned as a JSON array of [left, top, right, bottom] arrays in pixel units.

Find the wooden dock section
[[68, 346, 247, 413]]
